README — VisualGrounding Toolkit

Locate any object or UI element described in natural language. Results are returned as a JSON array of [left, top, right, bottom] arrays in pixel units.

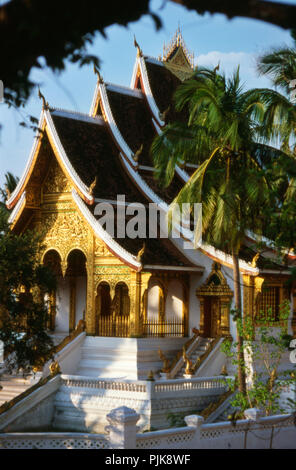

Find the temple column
[[197, 296, 205, 337], [129, 271, 142, 337], [140, 272, 152, 337], [85, 260, 95, 334], [182, 281, 189, 337], [49, 290, 56, 331], [219, 296, 232, 337], [253, 276, 265, 324]]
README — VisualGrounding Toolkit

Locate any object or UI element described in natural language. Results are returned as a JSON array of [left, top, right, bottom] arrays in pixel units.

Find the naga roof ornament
[[38, 88, 49, 110], [134, 36, 143, 58], [94, 64, 104, 84]]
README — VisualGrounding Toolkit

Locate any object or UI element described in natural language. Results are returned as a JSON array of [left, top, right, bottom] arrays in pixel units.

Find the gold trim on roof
[[162, 25, 194, 69]]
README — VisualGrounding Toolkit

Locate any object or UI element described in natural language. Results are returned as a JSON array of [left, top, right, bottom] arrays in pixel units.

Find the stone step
[[174, 337, 214, 378], [0, 376, 30, 385], [0, 373, 33, 406]]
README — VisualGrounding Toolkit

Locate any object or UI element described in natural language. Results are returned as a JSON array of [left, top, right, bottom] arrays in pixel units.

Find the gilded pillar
[[141, 272, 152, 337], [243, 275, 252, 317], [219, 296, 231, 337], [49, 290, 56, 331], [254, 276, 265, 323], [182, 281, 189, 337], [197, 296, 205, 337], [85, 260, 95, 334], [129, 271, 142, 337]]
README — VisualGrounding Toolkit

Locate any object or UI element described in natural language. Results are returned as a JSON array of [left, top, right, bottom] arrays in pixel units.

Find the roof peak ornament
[[133, 143, 143, 164], [88, 176, 97, 196], [93, 64, 104, 84], [158, 105, 170, 123], [214, 61, 220, 74], [162, 25, 194, 69], [136, 242, 146, 262], [134, 36, 143, 58], [38, 88, 49, 111]]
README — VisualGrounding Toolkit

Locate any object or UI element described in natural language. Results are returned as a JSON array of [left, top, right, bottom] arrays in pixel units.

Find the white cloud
[[196, 51, 272, 90]]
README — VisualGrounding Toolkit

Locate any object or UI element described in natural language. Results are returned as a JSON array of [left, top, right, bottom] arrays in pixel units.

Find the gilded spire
[[133, 143, 143, 163], [38, 88, 49, 111], [88, 176, 97, 196], [162, 26, 194, 69], [134, 36, 143, 58], [136, 242, 146, 262], [93, 64, 104, 84]]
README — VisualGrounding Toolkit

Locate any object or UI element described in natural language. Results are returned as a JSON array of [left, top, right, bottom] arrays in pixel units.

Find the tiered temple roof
[[6, 30, 293, 276]]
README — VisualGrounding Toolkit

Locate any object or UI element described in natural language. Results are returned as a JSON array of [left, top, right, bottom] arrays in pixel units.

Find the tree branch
[[170, 0, 296, 30]]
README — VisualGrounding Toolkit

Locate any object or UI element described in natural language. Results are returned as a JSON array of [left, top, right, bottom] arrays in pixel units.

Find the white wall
[[147, 281, 160, 320], [55, 277, 70, 333], [165, 280, 183, 320], [75, 276, 86, 326]]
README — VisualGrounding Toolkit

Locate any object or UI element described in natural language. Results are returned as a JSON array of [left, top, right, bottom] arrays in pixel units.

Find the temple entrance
[[144, 278, 186, 337], [43, 249, 87, 334], [95, 282, 130, 337], [65, 250, 87, 332], [203, 297, 221, 338], [196, 262, 233, 338]]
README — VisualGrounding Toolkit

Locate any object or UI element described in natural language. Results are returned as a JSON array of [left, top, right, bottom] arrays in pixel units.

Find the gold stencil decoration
[[95, 238, 112, 257], [43, 159, 72, 194], [162, 26, 194, 81], [41, 210, 89, 259]]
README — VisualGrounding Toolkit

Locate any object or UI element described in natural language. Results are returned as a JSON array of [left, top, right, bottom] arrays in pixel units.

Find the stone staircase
[[175, 337, 214, 378], [207, 393, 239, 423], [0, 373, 32, 406], [76, 336, 187, 380]]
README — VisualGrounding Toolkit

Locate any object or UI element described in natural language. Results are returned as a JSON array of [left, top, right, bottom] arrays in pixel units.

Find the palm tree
[[151, 67, 281, 394], [257, 36, 296, 252], [0, 172, 19, 218], [257, 30, 296, 95]]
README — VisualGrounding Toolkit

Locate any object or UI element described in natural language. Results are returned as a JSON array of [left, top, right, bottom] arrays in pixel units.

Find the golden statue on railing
[[49, 360, 61, 376], [158, 348, 170, 373], [182, 346, 194, 375]]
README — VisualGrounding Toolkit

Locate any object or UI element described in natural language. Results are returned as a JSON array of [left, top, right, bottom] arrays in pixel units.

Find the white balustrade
[[1, 408, 295, 449]]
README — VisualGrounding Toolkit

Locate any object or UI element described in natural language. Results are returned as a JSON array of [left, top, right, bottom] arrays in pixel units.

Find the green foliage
[[166, 412, 186, 428], [257, 30, 296, 95], [151, 65, 296, 396], [0, 172, 19, 220], [221, 300, 295, 416], [0, 0, 161, 111], [151, 67, 279, 254], [0, 216, 56, 374]]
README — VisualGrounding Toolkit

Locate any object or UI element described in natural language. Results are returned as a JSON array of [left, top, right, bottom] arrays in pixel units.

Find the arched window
[[96, 282, 112, 317], [114, 282, 130, 316], [66, 249, 87, 332], [43, 250, 62, 330], [256, 284, 281, 323]]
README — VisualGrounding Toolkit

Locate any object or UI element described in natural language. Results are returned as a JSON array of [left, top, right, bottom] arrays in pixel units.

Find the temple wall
[[75, 276, 86, 326], [147, 282, 160, 320], [165, 280, 183, 320], [188, 273, 202, 334], [55, 277, 70, 333], [185, 248, 239, 339]]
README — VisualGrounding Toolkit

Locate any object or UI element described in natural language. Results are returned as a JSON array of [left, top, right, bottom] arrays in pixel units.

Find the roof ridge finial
[[38, 88, 49, 111], [134, 36, 143, 58], [93, 64, 104, 84]]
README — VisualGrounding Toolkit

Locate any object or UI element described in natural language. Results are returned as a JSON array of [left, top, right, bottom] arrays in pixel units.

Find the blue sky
[[0, 0, 294, 188]]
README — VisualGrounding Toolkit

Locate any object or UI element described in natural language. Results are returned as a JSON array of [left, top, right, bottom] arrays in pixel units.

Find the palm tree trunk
[[232, 249, 247, 395]]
